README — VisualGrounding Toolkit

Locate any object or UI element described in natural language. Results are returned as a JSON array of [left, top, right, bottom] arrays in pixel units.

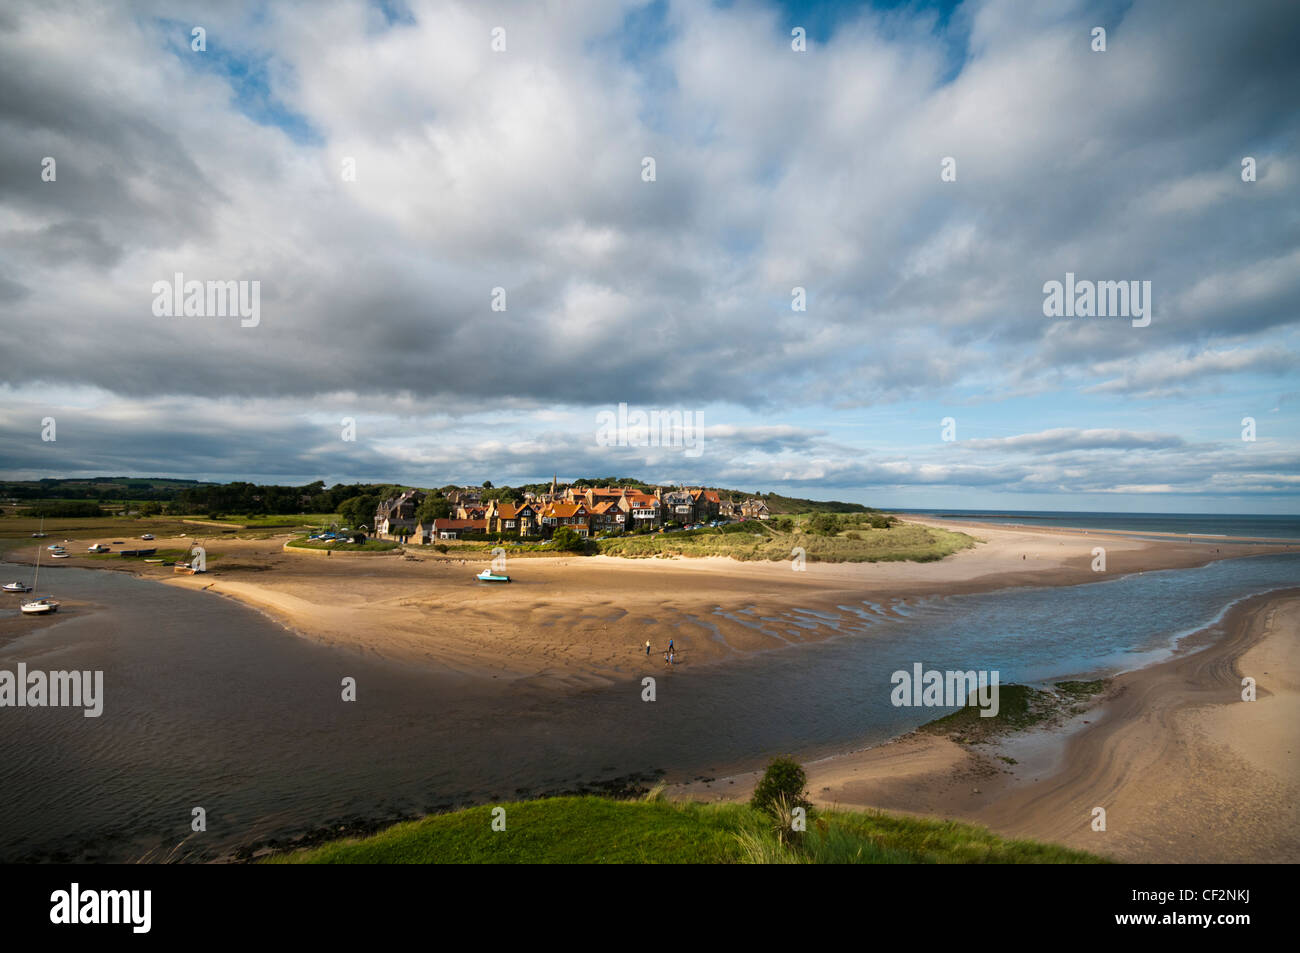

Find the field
[[286, 536, 400, 552], [0, 512, 341, 552], [265, 795, 1108, 864]]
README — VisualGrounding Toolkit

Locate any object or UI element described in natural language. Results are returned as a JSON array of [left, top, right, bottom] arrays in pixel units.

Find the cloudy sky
[[1, 0, 1296, 511]]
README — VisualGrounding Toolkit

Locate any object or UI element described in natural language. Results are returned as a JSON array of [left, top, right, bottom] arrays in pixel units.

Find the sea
[[894, 509, 1300, 541]]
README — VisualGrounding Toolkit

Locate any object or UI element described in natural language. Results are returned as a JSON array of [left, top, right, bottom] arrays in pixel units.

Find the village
[[373, 479, 771, 543]]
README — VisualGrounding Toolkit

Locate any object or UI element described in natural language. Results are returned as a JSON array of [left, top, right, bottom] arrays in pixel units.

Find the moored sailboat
[[20, 543, 59, 615]]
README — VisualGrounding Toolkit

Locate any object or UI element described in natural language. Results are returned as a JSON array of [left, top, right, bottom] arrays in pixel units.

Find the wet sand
[[675, 589, 1300, 864], [7, 520, 1293, 685]]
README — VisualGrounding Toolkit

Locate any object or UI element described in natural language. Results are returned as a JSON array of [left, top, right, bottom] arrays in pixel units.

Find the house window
[[505, 520, 515, 528]]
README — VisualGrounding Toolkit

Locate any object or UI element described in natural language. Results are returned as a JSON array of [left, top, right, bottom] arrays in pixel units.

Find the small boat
[[143, 558, 165, 564], [476, 569, 511, 583], [141, 534, 155, 540], [173, 562, 204, 575], [50, 552, 70, 559], [21, 544, 57, 614], [47, 544, 64, 551], [3, 582, 32, 593], [87, 544, 110, 553]]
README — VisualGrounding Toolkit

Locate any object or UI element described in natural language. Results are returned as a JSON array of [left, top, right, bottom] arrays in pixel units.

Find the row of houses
[[374, 482, 770, 542]]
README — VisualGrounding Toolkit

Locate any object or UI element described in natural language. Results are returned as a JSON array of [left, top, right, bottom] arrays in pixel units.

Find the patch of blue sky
[[594, 0, 679, 131], [369, 0, 417, 29], [157, 17, 322, 146], [757, 0, 968, 83]]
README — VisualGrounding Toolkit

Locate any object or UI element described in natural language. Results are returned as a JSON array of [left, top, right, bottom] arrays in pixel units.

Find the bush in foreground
[[750, 756, 812, 818]]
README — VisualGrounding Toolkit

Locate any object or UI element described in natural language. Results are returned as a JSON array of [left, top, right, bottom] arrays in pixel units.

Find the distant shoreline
[[893, 511, 1300, 544]]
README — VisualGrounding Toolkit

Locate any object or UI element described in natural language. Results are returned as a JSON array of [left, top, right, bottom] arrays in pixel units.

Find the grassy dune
[[596, 519, 975, 563], [265, 795, 1107, 864]]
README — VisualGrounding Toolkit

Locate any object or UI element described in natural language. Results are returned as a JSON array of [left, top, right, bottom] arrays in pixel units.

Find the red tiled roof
[[431, 519, 488, 531], [541, 502, 584, 518]]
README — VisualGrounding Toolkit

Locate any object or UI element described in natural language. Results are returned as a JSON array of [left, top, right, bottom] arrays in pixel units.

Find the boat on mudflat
[[20, 596, 59, 615], [476, 569, 511, 583]]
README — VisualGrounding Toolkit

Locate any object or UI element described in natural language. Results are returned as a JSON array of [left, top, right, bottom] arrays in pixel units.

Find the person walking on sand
[[668, 638, 674, 654], [645, 640, 651, 657]]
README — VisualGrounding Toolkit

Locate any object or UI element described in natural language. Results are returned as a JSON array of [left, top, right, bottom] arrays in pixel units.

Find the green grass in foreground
[[265, 796, 1108, 864]]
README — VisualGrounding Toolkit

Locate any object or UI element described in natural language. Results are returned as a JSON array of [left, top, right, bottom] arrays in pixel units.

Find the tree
[[339, 494, 379, 529], [482, 480, 494, 489], [750, 756, 811, 818], [415, 493, 451, 523], [551, 527, 585, 552]]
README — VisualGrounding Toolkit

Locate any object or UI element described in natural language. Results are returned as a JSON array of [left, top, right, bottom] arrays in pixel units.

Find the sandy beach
[[675, 588, 1300, 864], [10, 518, 1294, 686]]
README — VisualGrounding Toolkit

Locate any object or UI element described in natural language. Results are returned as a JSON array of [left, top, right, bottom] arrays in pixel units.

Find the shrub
[[751, 756, 811, 819], [551, 527, 586, 551], [806, 513, 840, 536]]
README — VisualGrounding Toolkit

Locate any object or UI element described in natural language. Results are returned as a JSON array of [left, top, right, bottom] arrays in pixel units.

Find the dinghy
[[476, 569, 511, 583]]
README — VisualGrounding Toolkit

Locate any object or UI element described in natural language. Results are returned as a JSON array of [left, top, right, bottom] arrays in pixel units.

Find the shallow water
[[0, 554, 1296, 862]]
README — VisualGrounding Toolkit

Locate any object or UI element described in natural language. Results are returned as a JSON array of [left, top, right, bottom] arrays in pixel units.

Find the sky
[[0, 0, 1296, 512]]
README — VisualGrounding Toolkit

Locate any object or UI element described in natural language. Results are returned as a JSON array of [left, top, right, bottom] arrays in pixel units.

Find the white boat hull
[[21, 601, 59, 614]]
